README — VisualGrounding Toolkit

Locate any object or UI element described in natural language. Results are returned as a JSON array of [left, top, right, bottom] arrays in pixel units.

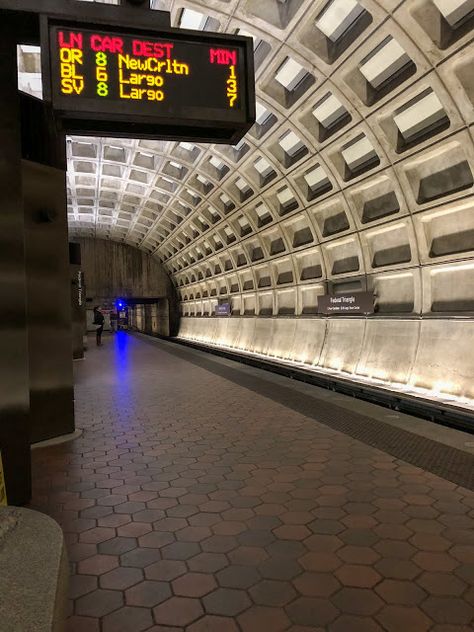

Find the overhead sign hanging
[[42, 21, 255, 143]]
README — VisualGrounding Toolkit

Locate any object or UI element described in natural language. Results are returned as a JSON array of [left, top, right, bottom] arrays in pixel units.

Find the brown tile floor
[[30, 333, 474, 632]]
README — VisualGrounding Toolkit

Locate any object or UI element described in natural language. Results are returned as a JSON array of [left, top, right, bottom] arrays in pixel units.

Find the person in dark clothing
[[93, 306, 104, 346]]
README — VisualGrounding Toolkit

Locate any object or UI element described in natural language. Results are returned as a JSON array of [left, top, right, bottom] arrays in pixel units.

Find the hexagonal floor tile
[[153, 596, 204, 627]]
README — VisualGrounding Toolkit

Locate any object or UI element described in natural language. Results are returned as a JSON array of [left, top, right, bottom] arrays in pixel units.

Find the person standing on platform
[[110, 310, 117, 333], [93, 306, 104, 346]]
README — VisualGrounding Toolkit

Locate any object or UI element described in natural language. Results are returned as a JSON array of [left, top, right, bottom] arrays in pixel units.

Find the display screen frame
[[41, 16, 256, 143]]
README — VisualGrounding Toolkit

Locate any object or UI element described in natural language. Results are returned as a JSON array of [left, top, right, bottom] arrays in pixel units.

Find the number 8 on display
[[95, 51, 108, 97]]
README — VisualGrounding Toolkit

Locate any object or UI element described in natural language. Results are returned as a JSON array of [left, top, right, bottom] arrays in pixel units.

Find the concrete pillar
[[156, 299, 171, 336], [23, 159, 75, 443], [0, 17, 31, 505]]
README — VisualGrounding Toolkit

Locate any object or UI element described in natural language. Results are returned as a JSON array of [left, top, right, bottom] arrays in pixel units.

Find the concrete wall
[[129, 299, 171, 338], [74, 237, 173, 301], [75, 238, 179, 336], [177, 317, 474, 404]]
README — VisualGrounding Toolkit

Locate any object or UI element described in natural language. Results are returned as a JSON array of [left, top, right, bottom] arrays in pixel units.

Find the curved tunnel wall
[[64, 1, 474, 406], [75, 237, 173, 300], [74, 238, 179, 335]]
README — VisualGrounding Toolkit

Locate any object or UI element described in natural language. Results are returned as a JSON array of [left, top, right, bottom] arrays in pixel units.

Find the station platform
[[30, 332, 474, 632]]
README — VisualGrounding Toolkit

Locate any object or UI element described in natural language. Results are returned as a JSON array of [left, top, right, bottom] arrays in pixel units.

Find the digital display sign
[[44, 22, 255, 143]]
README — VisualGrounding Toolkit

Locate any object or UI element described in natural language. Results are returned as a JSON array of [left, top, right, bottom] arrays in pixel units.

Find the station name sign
[[43, 21, 255, 142], [318, 292, 374, 315], [215, 303, 231, 316]]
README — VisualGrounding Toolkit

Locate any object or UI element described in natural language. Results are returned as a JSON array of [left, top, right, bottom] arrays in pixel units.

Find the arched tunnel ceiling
[[61, 0, 474, 276], [20, 0, 474, 314]]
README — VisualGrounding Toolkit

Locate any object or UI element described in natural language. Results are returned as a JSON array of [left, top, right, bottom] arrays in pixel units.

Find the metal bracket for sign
[[40, 15, 52, 104], [38, 11, 255, 143]]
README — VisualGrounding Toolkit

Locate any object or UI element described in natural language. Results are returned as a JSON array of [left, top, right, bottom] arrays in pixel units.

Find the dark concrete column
[[23, 160, 75, 443], [156, 299, 171, 337], [144, 304, 153, 335], [0, 17, 31, 505]]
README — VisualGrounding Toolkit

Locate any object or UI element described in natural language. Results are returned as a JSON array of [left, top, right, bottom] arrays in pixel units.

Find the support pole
[[0, 14, 32, 505]]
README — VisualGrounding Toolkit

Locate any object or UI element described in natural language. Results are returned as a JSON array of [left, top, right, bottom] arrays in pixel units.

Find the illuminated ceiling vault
[[18, 0, 474, 402], [18, 0, 473, 256]]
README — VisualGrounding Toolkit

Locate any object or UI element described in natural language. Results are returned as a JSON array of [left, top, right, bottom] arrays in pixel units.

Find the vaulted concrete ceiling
[[19, 0, 472, 259], [19, 0, 474, 310]]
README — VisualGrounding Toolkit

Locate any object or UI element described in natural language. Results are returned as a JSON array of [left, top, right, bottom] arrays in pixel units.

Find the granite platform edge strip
[[139, 335, 474, 491]]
